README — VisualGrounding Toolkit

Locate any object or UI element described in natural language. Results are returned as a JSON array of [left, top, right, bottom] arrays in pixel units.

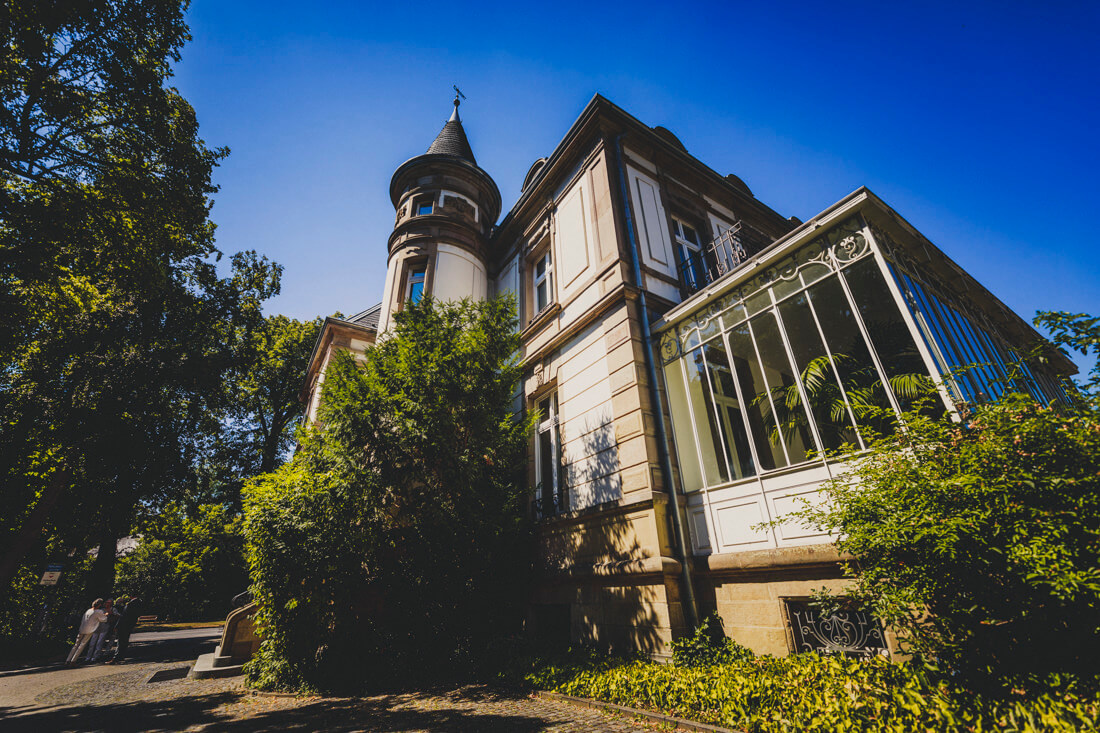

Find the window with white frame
[[533, 249, 553, 314], [672, 216, 708, 292], [535, 392, 564, 515], [405, 264, 426, 304]]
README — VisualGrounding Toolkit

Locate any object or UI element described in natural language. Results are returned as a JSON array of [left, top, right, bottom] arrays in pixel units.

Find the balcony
[[678, 221, 773, 295], [531, 487, 569, 521]]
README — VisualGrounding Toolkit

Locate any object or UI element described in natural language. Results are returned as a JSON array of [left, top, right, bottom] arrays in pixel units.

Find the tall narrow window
[[533, 250, 553, 313], [673, 217, 707, 292], [535, 393, 563, 515], [406, 265, 426, 304]]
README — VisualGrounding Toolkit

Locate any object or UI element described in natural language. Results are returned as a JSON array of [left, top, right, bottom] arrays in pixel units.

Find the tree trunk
[[0, 468, 69, 592], [87, 528, 119, 598]]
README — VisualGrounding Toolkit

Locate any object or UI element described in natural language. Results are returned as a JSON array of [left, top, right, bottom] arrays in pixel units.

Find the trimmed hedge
[[525, 653, 1099, 732]]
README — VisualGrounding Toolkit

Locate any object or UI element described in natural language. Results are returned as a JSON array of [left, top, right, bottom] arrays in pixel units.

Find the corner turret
[[378, 95, 501, 333]]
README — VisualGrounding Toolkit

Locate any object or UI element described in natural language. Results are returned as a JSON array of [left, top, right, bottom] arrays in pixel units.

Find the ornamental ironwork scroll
[[785, 600, 888, 658], [663, 216, 872, 357]]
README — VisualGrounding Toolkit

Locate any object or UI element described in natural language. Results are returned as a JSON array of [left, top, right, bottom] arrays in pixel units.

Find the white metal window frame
[[534, 392, 561, 506], [657, 214, 951, 554], [405, 264, 427, 304], [532, 249, 554, 314]]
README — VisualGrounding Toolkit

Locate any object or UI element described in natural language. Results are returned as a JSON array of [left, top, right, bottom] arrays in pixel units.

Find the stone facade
[[304, 94, 1074, 660]]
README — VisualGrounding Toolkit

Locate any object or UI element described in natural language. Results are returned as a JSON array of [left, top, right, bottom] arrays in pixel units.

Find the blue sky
[[173, 1, 1099, 375]]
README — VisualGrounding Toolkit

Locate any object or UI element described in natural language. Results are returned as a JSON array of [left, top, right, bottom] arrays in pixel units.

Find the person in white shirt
[[85, 598, 117, 662], [65, 599, 108, 665]]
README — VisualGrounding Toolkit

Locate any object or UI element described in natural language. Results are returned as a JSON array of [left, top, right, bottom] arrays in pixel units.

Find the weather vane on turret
[[453, 85, 466, 109]]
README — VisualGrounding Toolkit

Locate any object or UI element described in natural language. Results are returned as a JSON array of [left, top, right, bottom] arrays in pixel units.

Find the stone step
[[189, 652, 245, 679]]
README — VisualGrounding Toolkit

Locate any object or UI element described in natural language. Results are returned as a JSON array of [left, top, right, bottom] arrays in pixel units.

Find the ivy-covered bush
[[243, 296, 534, 692], [526, 652, 1099, 732], [669, 612, 753, 668], [792, 392, 1100, 689]]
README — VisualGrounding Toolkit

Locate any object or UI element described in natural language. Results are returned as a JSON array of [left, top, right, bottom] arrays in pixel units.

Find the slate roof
[[347, 303, 382, 330], [425, 104, 476, 164]]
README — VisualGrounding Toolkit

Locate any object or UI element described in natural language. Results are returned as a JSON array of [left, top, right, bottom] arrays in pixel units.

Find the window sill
[[521, 302, 561, 339]]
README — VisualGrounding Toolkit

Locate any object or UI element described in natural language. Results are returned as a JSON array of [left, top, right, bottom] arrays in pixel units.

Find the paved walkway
[[0, 629, 654, 732]]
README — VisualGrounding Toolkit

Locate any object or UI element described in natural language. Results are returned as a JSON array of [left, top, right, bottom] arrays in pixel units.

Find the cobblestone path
[[0, 629, 657, 732]]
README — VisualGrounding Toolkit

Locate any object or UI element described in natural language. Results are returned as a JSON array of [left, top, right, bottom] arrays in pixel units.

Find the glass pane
[[536, 280, 547, 310], [904, 275, 974, 402], [685, 349, 730, 485], [777, 292, 860, 451], [841, 258, 937, 415], [535, 256, 546, 278], [702, 343, 756, 479], [726, 323, 785, 470], [418, 203, 433, 216], [538, 429, 554, 498], [409, 280, 424, 303], [683, 224, 700, 246], [805, 275, 896, 438], [750, 313, 814, 463], [663, 360, 704, 492]]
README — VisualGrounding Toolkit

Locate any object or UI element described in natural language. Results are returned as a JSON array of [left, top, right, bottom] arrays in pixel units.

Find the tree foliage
[[191, 315, 321, 510], [794, 389, 1100, 689], [0, 0, 281, 600], [115, 503, 246, 621], [243, 296, 534, 692], [1034, 310, 1100, 396]]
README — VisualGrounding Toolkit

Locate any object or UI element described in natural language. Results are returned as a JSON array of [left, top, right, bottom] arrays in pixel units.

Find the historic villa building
[[303, 94, 1073, 658]]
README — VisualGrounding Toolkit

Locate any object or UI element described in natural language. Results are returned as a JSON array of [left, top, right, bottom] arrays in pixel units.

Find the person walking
[[85, 598, 117, 662], [65, 599, 108, 666], [106, 596, 141, 664]]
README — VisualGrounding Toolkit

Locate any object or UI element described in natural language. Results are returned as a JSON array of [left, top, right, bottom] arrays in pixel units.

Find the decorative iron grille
[[677, 221, 772, 295], [785, 600, 888, 658], [531, 485, 569, 520]]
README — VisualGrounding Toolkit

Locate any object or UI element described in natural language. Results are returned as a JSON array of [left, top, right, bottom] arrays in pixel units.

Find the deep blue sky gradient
[[173, 1, 1100, 375]]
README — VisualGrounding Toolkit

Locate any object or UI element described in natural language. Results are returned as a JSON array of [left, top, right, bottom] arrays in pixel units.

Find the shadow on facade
[[531, 423, 664, 656]]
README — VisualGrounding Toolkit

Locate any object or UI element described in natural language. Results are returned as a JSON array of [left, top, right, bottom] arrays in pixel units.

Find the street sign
[[39, 571, 61, 585]]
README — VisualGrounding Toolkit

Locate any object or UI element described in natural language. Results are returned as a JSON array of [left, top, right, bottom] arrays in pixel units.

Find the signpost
[[39, 563, 63, 586], [37, 563, 64, 634]]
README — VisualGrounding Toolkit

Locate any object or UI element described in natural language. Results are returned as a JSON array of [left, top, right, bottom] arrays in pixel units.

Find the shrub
[[526, 652, 1099, 732], [243, 296, 534, 692], [792, 392, 1100, 690], [670, 612, 753, 668]]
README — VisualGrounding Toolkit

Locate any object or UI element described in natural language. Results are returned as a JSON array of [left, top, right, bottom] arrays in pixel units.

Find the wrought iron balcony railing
[[531, 489, 569, 521], [678, 221, 772, 295]]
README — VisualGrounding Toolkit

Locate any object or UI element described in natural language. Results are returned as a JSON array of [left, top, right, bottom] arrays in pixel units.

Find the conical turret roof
[[426, 103, 476, 164]]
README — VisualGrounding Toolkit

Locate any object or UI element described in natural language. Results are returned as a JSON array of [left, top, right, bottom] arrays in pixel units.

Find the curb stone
[[536, 690, 744, 733]]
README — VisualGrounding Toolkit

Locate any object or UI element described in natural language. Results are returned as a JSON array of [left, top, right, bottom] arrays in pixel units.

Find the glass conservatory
[[654, 190, 1071, 556]]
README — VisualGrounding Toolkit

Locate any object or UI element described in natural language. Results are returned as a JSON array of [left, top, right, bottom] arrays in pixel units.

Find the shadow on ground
[[0, 686, 564, 732], [0, 629, 220, 680]]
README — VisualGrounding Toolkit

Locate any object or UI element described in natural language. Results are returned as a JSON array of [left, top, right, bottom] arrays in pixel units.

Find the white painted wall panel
[[629, 167, 675, 277], [643, 274, 681, 303], [714, 500, 771, 549], [556, 181, 590, 291], [434, 245, 486, 303], [561, 284, 600, 325]]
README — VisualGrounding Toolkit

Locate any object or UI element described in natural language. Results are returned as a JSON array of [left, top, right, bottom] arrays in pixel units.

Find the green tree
[[192, 315, 322, 510], [794, 389, 1100, 689], [1034, 310, 1100, 396], [243, 296, 534, 692], [0, 0, 281, 597], [115, 502, 246, 621]]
